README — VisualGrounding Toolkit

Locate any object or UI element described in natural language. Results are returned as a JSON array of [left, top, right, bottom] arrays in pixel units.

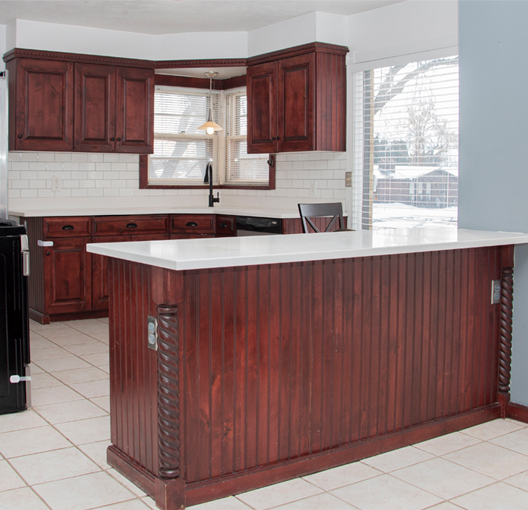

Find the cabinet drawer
[[215, 215, 237, 237], [92, 215, 169, 236], [171, 215, 215, 234], [43, 217, 91, 238]]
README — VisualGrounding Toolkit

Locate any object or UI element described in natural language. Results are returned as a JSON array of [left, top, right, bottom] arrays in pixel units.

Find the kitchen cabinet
[[247, 44, 347, 154], [215, 215, 237, 237], [6, 55, 154, 153], [73, 63, 155, 153], [170, 214, 216, 239], [7, 59, 74, 151]]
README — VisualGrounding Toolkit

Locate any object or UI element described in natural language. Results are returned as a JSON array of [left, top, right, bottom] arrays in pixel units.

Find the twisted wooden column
[[498, 267, 514, 395], [157, 305, 181, 479]]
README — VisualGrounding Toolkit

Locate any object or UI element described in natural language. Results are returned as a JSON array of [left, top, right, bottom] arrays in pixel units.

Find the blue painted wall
[[458, 0, 528, 404]]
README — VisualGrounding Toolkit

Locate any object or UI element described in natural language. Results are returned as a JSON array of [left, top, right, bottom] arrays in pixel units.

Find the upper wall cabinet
[[247, 43, 348, 154], [5, 51, 155, 153], [8, 59, 75, 151], [74, 64, 154, 153]]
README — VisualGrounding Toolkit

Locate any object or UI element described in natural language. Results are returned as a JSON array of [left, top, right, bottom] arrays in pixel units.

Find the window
[[143, 85, 271, 188], [353, 56, 459, 230]]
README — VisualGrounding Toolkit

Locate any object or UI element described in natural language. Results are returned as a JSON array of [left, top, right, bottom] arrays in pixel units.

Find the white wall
[[458, 0, 528, 406], [0, 24, 5, 71], [347, 0, 458, 72]]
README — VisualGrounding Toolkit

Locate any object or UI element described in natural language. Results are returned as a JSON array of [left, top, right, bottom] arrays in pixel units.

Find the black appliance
[[236, 216, 282, 236], [0, 220, 30, 414]]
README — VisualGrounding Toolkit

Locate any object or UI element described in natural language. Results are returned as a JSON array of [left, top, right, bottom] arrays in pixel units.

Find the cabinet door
[[247, 62, 278, 154], [74, 63, 116, 152], [92, 233, 169, 311], [115, 67, 154, 154], [277, 53, 315, 152], [13, 59, 74, 151], [43, 238, 92, 315]]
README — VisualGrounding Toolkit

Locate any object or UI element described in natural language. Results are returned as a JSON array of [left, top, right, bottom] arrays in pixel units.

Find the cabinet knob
[[117, 137, 121, 142], [46, 252, 50, 256], [18, 134, 22, 139], [110, 137, 115, 141], [271, 137, 276, 141], [276, 136, 281, 141]]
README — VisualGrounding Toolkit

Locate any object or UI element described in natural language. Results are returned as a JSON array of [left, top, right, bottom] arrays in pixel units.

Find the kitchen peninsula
[[87, 229, 528, 510]]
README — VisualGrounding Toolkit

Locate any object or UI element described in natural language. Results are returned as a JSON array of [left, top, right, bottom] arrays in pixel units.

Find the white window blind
[[149, 87, 218, 184], [224, 90, 269, 185], [353, 56, 459, 230]]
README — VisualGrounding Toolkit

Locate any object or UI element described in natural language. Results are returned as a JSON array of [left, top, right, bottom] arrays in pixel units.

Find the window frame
[[140, 77, 275, 191]]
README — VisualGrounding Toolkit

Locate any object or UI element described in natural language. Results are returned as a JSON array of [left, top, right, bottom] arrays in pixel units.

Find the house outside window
[[145, 86, 269, 188], [353, 56, 459, 230]]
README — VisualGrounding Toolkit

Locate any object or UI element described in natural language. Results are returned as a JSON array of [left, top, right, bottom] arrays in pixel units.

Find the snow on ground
[[372, 202, 457, 230]]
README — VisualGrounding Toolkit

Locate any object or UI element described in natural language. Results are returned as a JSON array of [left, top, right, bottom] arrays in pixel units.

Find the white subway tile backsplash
[[11, 180, 29, 189], [71, 153, 88, 162], [71, 189, 89, 197], [37, 189, 55, 198], [36, 152, 56, 162], [29, 179, 47, 189], [20, 189, 38, 198], [54, 153, 72, 162], [8, 150, 347, 211], [10, 162, 29, 171]]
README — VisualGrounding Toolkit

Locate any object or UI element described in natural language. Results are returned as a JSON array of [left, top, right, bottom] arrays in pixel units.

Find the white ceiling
[[0, 0, 405, 35]]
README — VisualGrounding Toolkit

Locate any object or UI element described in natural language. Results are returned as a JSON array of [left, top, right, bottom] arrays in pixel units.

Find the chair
[[298, 203, 352, 233]]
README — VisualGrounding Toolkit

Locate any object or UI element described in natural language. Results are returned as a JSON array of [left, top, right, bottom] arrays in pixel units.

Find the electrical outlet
[[52, 177, 61, 191], [310, 181, 318, 197]]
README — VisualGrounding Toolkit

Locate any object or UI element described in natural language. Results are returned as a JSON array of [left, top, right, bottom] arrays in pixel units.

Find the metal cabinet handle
[[46, 252, 50, 256], [126, 223, 138, 229], [61, 225, 74, 231], [18, 134, 22, 138], [186, 222, 198, 227], [220, 223, 227, 228], [117, 137, 121, 141], [110, 137, 115, 141]]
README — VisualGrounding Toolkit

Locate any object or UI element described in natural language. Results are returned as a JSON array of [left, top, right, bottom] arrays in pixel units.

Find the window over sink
[[140, 85, 273, 189]]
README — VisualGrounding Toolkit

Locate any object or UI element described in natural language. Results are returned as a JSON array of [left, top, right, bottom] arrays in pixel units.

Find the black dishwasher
[[235, 216, 282, 236], [0, 220, 30, 414]]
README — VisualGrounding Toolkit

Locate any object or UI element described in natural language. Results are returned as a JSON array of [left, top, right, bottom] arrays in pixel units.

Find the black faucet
[[204, 162, 220, 207]]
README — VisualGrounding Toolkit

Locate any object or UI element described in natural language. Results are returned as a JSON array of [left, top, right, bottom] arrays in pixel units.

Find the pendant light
[[198, 71, 223, 135]]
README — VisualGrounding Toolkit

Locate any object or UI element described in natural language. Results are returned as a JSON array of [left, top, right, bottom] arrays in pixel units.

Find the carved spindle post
[[157, 305, 181, 479], [498, 265, 514, 417]]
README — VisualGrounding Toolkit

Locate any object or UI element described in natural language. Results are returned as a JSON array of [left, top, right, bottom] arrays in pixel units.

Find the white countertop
[[9, 206, 301, 219], [86, 228, 528, 271]]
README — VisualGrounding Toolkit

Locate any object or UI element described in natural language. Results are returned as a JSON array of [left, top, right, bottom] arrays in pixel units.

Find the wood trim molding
[[4, 43, 349, 71], [154, 74, 246, 91], [157, 305, 181, 480], [139, 155, 276, 191], [3, 48, 154, 68], [498, 245, 515, 417], [247, 42, 349, 66], [506, 402, 528, 424]]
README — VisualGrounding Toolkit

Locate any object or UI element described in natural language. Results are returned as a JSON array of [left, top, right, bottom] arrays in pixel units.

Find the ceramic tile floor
[[1, 319, 528, 509]]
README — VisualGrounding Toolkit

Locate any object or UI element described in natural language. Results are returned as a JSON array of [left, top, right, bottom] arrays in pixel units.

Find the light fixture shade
[[200, 71, 223, 135], [198, 119, 223, 134]]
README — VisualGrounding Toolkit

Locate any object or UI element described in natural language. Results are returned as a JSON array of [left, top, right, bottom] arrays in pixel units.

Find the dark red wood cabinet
[[7, 57, 154, 153], [247, 44, 347, 154], [74, 64, 155, 153], [8, 59, 74, 151]]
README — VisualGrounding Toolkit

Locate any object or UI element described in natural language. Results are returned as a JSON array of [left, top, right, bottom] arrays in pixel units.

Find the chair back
[[298, 203, 347, 233]]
